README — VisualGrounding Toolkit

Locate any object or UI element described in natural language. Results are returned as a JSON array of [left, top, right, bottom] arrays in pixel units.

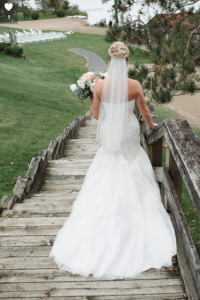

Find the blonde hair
[[108, 42, 129, 61]]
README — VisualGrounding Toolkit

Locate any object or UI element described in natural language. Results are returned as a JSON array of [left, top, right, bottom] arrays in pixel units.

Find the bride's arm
[[135, 82, 158, 130], [91, 83, 101, 120]]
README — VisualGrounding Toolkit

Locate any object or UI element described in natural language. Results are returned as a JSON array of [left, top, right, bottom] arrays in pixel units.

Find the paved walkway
[[71, 48, 108, 72]]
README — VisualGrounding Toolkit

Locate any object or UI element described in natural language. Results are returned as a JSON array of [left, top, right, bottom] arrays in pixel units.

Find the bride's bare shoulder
[[94, 79, 105, 92], [128, 78, 141, 88]]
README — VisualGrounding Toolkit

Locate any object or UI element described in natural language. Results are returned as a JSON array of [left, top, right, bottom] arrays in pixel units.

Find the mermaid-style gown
[[49, 99, 177, 279]]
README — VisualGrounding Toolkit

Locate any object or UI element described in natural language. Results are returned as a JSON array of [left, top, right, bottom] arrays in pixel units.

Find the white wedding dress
[[49, 98, 177, 279]]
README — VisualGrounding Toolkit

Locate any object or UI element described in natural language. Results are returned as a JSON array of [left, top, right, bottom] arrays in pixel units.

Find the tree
[[35, 0, 49, 18], [102, 0, 119, 24], [106, 0, 200, 104], [48, 0, 62, 13], [62, 1, 70, 10], [18, 0, 29, 19]]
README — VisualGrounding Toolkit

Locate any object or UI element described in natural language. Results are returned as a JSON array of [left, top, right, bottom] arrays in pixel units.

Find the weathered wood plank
[[0, 226, 63, 236], [0, 236, 56, 247], [147, 123, 164, 145], [0, 279, 182, 292], [169, 213, 199, 300], [1, 217, 66, 227], [35, 190, 81, 195], [0, 296, 186, 300], [44, 169, 87, 176], [39, 182, 84, 189], [10, 203, 73, 212], [2, 210, 69, 219], [0, 267, 180, 283], [162, 167, 200, 297], [46, 164, 89, 169], [41, 180, 84, 187], [164, 119, 200, 218], [23, 196, 76, 204], [0, 296, 187, 300]]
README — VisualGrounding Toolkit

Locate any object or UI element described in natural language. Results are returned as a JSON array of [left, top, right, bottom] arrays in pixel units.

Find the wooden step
[[0, 266, 180, 282], [0, 279, 184, 298]]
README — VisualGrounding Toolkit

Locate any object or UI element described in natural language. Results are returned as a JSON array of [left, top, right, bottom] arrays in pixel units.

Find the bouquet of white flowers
[[70, 72, 107, 102]]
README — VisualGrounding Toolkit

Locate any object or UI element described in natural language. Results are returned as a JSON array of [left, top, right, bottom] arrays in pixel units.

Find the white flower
[[88, 72, 95, 77], [70, 84, 78, 92], [85, 80, 91, 87], [77, 80, 85, 89], [81, 76, 87, 83], [90, 82, 96, 92]]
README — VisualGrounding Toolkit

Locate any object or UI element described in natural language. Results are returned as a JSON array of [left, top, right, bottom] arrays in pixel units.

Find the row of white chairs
[[0, 29, 67, 46], [0, 33, 10, 43]]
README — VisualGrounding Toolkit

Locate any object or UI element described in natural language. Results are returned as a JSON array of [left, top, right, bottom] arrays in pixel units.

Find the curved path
[[71, 48, 108, 72]]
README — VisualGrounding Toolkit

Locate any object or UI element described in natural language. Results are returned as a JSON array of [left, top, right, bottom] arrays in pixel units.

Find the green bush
[[31, 12, 40, 20], [65, 4, 88, 18], [99, 18, 106, 27], [3, 45, 23, 57], [56, 9, 66, 17], [25, 11, 30, 18], [0, 43, 10, 52]]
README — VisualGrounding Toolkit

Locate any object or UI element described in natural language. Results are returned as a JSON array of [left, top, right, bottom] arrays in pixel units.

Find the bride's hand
[[148, 122, 158, 130]]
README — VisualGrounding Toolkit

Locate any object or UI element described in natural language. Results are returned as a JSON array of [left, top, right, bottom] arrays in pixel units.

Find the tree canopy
[[106, 0, 200, 104]]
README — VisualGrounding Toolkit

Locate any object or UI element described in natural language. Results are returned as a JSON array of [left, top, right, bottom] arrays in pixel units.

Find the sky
[[29, 0, 200, 25]]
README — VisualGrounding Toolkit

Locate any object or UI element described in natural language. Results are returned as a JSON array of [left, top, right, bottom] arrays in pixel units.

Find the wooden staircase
[[0, 116, 187, 299]]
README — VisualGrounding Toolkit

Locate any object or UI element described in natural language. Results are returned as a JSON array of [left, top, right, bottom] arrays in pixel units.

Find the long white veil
[[96, 57, 129, 152]]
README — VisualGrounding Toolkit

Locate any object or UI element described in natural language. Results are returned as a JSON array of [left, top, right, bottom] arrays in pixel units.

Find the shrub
[[4, 45, 23, 57], [31, 12, 39, 20], [56, 9, 66, 17], [99, 18, 106, 27], [0, 43, 10, 52], [65, 5, 88, 18], [25, 11, 30, 18]]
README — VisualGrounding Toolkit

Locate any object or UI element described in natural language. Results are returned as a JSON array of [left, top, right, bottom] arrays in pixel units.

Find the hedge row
[[0, 43, 23, 57]]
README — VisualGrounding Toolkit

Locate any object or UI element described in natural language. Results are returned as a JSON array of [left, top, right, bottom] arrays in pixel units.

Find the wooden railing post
[[139, 118, 145, 134], [148, 138, 163, 188], [148, 138, 163, 167], [164, 147, 182, 211]]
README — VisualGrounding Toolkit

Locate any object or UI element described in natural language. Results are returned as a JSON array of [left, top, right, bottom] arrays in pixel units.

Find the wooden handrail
[[137, 104, 200, 219], [135, 103, 200, 298]]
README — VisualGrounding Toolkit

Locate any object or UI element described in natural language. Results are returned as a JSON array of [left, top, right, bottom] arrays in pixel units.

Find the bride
[[49, 42, 177, 279]]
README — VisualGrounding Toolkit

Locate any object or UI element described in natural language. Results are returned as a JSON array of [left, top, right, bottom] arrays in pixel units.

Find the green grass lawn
[[0, 26, 199, 256], [0, 12, 82, 23], [17, 12, 59, 22]]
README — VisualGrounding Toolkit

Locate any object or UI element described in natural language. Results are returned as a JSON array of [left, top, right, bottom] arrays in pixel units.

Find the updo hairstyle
[[108, 42, 129, 61]]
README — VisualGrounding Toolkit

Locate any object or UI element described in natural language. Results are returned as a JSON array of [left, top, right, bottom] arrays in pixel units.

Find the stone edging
[[0, 109, 91, 214]]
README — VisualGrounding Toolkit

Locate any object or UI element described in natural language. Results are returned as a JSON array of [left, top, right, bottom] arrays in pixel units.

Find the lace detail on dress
[[100, 100, 140, 160]]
